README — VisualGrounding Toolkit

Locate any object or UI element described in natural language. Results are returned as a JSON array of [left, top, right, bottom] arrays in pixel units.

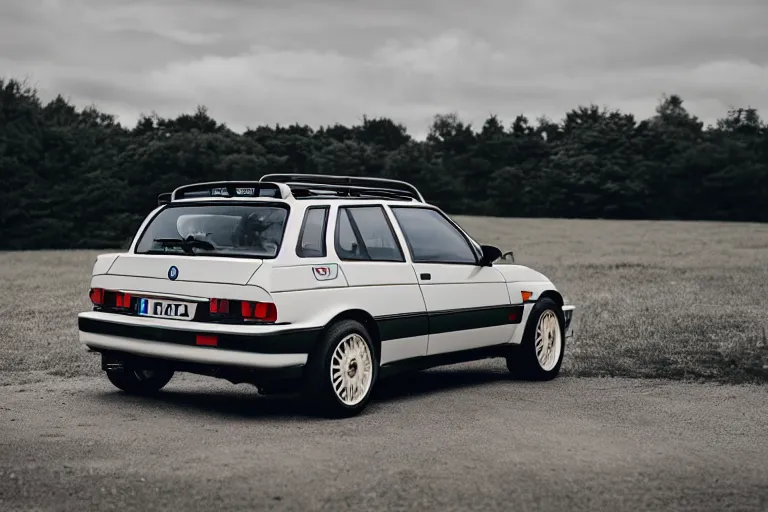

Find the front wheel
[[106, 367, 175, 395], [506, 297, 565, 380], [302, 319, 378, 418]]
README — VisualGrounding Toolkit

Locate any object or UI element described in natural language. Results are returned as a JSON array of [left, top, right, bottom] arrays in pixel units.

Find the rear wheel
[[506, 297, 565, 380], [106, 367, 175, 395], [302, 319, 378, 418]]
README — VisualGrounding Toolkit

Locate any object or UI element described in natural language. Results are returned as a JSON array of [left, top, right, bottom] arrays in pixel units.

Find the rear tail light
[[89, 288, 131, 310], [209, 298, 230, 314], [115, 292, 132, 309], [89, 288, 105, 306], [209, 298, 277, 323], [241, 301, 278, 323]]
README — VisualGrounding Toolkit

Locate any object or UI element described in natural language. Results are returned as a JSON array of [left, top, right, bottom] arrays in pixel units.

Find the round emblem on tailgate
[[168, 266, 179, 280]]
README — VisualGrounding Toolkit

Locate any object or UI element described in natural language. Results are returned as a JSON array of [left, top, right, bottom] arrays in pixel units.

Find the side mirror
[[479, 244, 502, 266]]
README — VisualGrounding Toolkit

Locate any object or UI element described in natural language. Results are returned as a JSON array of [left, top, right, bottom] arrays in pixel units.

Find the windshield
[[135, 203, 289, 258]]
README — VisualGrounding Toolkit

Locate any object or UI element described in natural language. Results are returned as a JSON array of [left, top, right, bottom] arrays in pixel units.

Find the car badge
[[312, 264, 338, 281]]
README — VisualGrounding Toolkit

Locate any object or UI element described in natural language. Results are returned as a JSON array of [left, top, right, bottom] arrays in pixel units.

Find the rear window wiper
[[153, 237, 215, 254]]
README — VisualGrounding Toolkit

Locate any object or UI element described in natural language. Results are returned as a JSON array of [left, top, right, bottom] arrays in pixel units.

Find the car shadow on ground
[[92, 364, 534, 419]]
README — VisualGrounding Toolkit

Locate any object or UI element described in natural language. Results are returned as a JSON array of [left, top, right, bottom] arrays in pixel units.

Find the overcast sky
[[2, 0, 766, 137]]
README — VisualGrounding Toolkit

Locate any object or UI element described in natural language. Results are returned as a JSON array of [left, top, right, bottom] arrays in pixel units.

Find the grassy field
[[1, 217, 767, 385]]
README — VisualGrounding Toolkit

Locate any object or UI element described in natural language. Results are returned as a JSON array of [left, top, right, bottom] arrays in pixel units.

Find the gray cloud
[[1, 0, 767, 136]]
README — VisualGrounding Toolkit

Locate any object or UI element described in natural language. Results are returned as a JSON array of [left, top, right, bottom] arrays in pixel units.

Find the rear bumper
[[81, 332, 308, 368], [78, 312, 316, 370]]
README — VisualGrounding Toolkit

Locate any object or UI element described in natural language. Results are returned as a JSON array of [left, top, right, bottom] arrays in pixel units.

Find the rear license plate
[[137, 297, 195, 321]]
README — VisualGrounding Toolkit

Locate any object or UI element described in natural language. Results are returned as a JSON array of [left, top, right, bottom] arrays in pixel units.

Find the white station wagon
[[78, 174, 575, 417]]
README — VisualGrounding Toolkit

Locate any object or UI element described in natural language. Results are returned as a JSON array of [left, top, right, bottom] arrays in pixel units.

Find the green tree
[[0, 77, 766, 250]]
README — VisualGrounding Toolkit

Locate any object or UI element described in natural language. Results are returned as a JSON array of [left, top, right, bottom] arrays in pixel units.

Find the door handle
[[420, 273, 431, 281]]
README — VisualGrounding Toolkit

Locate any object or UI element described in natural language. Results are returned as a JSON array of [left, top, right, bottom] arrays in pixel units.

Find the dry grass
[[457, 216, 768, 383], [0, 250, 100, 384], [1, 217, 767, 385]]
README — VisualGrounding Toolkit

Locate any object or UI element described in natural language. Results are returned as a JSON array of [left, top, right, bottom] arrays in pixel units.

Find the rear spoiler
[[156, 181, 290, 206]]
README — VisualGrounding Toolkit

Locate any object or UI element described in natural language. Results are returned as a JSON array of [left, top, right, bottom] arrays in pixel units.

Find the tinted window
[[335, 206, 404, 262], [135, 204, 288, 258], [296, 206, 328, 258], [391, 207, 477, 264]]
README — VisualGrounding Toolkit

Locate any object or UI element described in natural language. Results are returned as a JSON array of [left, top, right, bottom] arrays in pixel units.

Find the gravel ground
[[1, 361, 767, 512]]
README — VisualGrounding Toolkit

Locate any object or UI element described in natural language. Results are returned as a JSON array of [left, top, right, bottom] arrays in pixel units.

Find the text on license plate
[[137, 298, 195, 320]]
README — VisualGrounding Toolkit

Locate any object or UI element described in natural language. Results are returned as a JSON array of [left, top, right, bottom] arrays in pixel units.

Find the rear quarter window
[[296, 206, 329, 258]]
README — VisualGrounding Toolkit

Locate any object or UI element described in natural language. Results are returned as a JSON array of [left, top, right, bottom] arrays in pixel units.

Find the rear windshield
[[135, 203, 289, 258]]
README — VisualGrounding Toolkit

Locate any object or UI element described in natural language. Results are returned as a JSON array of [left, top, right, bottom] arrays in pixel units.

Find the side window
[[391, 207, 477, 264], [296, 206, 329, 258], [334, 206, 404, 262]]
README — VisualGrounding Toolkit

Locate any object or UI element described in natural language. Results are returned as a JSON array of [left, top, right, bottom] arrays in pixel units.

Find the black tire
[[506, 297, 565, 381], [106, 367, 175, 395], [302, 319, 378, 418]]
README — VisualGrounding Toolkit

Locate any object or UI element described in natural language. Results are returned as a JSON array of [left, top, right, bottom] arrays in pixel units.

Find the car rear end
[[78, 197, 310, 390]]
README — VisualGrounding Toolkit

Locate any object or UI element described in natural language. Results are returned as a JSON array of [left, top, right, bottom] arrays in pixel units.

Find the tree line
[[1, 77, 766, 250]]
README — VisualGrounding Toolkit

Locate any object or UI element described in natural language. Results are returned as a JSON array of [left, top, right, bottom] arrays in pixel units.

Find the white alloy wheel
[[535, 310, 562, 371], [330, 333, 374, 406]]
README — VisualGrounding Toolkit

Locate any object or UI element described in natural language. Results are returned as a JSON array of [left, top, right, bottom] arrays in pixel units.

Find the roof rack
[[164, 181, 291, 205], [157, 175, 424, 206], [259, 173, 425, 202]]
